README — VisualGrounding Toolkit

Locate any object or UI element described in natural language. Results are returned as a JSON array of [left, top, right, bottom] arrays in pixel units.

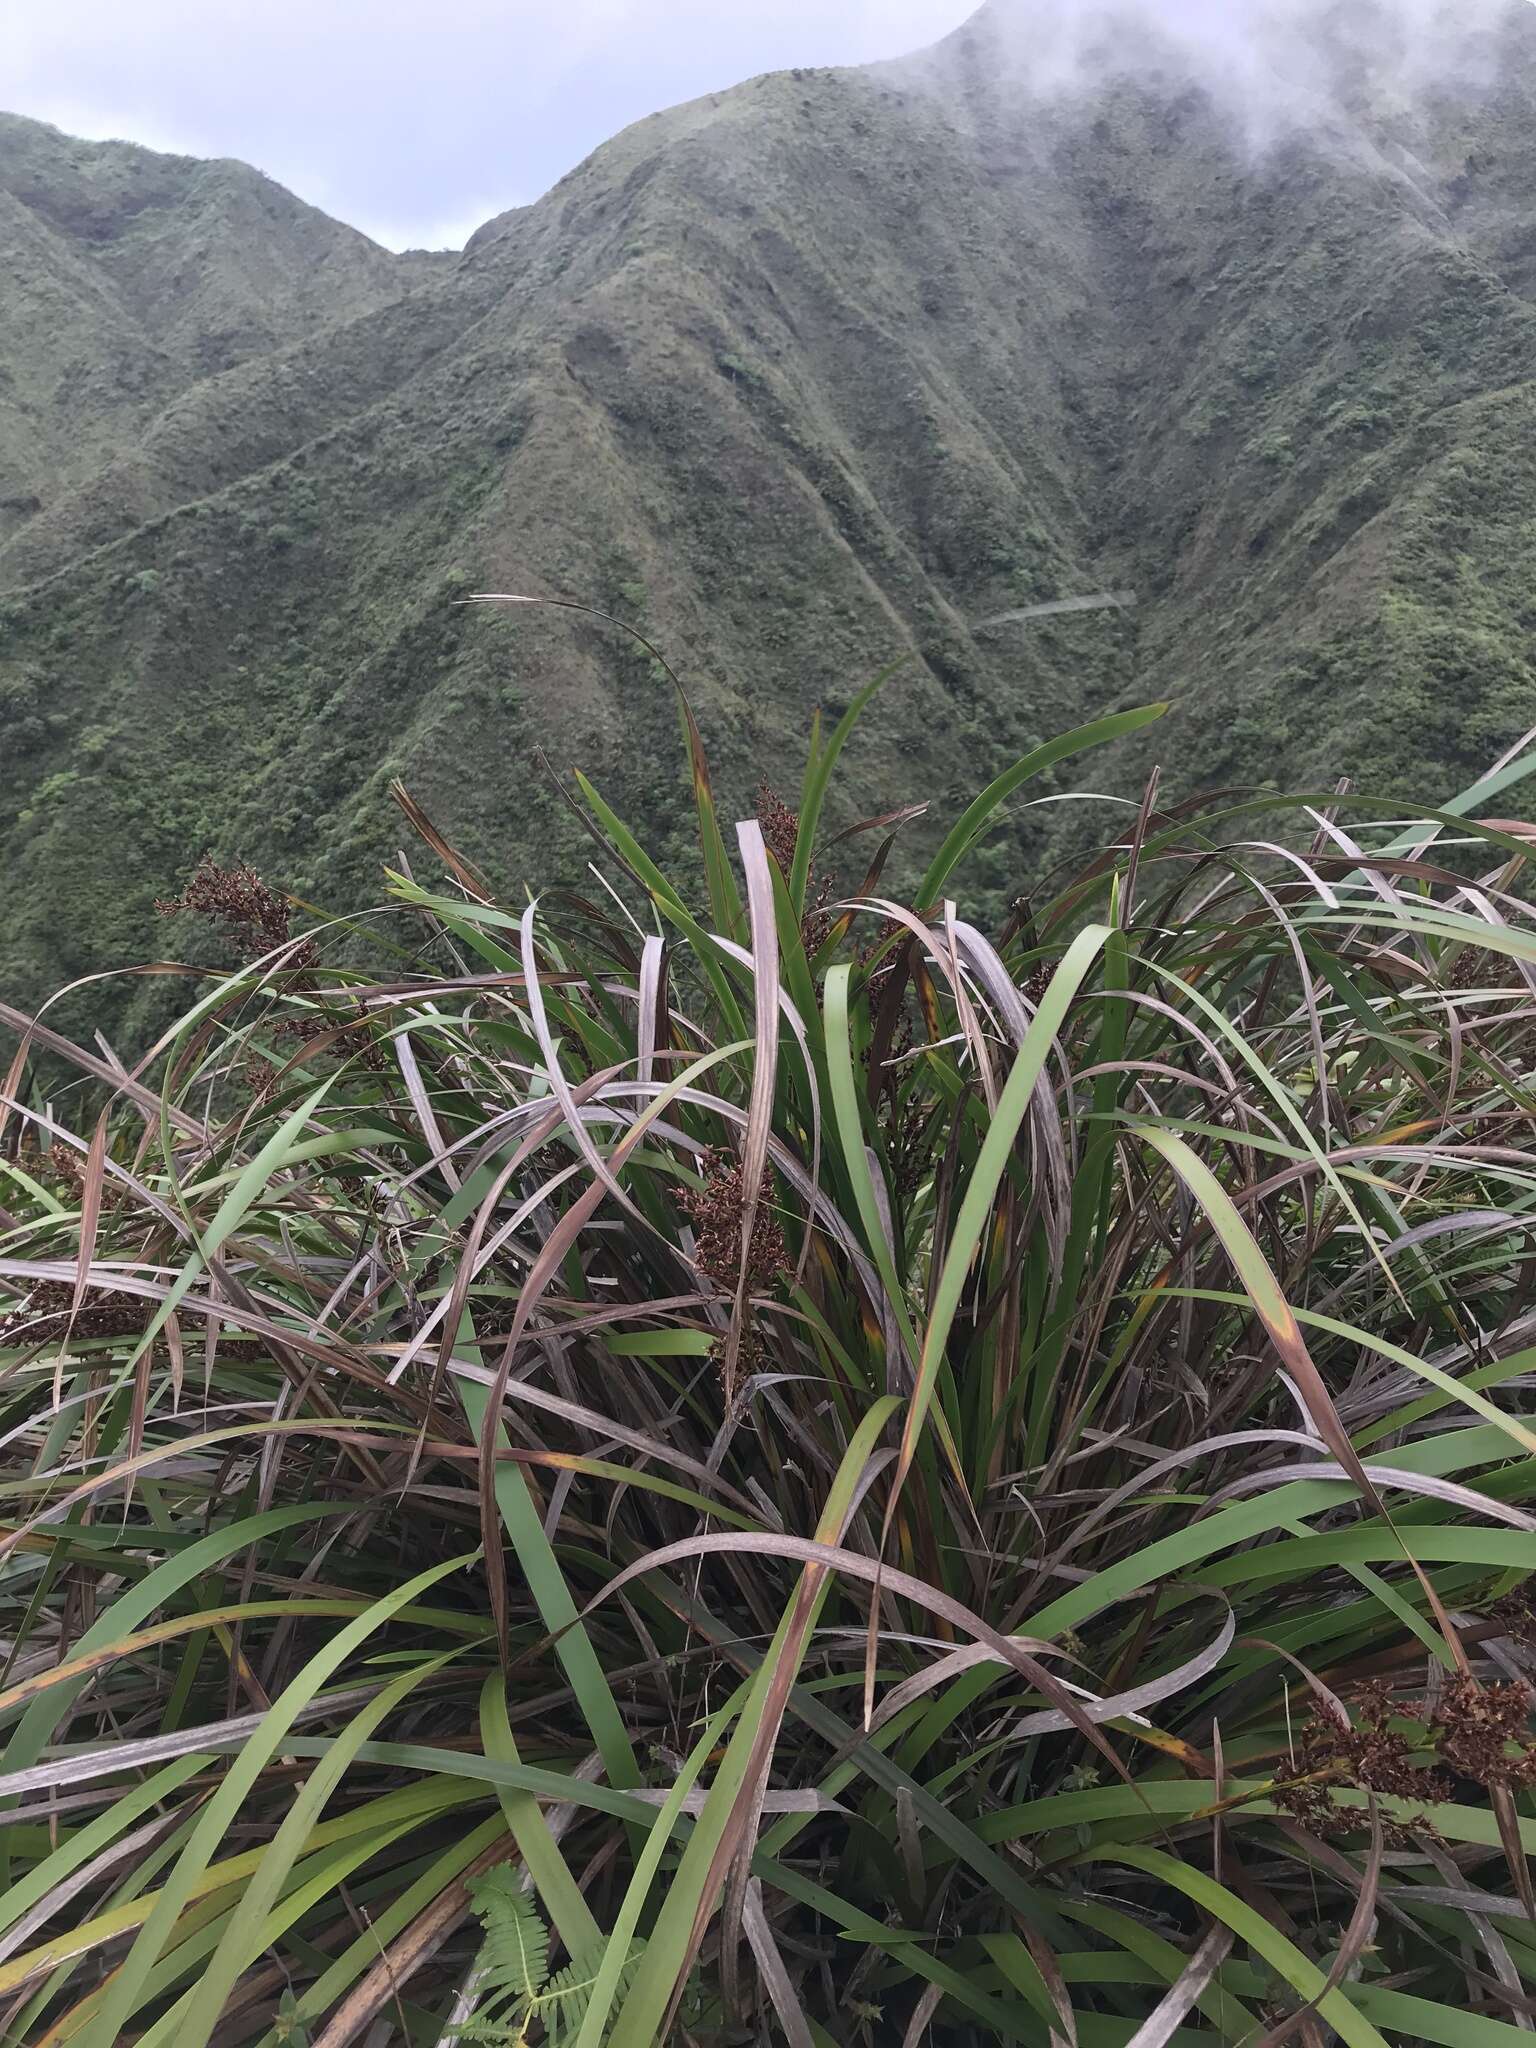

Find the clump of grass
[[5, 626, 1536, 2047]]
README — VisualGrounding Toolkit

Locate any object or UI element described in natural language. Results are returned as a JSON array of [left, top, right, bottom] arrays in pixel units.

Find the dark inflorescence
[[1276, 1675, 1536, 1844], [756, 783, 833, 953], [682, 1148, 787, 1294], [0, 1277, 147, 1345], [157, 856, 317, 969]]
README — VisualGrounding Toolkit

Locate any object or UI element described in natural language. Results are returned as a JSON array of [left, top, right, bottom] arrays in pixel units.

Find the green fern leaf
[[465, 1867, 551, 2013], [537, 1938, 645, 2047]]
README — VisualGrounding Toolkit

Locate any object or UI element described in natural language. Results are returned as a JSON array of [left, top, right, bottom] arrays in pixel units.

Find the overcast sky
[[2, 1, 976, 250]]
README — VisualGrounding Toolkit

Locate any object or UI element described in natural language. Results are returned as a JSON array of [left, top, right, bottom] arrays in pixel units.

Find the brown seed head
[[683, 1149, 787, 1293], [1, 1278, 147, 1344], [157, 857, 317, 969], [756, 784, 832, 953], [1274, 1682, 1448, 1845]]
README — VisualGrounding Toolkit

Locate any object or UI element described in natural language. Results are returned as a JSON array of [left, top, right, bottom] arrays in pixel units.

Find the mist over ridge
[[911, 0, 1532, 144]]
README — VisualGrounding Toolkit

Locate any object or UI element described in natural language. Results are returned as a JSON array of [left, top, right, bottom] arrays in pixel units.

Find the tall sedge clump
[[5, 614, 1536, 2045]]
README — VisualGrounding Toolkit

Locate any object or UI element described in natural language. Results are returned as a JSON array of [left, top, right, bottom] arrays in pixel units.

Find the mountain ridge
[[5, 1, 1536, 1030]]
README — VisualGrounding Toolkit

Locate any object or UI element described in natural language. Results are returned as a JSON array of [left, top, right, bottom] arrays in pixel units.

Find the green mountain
[[6, 0, 1536, 1028]]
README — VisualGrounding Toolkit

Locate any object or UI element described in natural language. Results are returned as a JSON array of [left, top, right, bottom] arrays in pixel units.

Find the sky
[[1, 0, 976, 251]]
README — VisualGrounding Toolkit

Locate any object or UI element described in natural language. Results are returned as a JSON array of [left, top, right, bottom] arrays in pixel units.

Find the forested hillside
[[5, 0, 1536, 1025]]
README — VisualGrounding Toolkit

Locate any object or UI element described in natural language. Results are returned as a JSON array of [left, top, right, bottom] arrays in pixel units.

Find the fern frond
[[465, 1867, 550, 2012], [535, 1938, 645, 2047]]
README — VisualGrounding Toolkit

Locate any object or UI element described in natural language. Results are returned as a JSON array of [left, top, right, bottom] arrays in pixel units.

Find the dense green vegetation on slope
[[6, 686, 1536, 2042], [7, 1, 1536, 1037]]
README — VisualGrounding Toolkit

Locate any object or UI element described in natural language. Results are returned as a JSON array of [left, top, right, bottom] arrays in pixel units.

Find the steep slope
[[5, 1, 1536, 1033], [0, 114, 432, 553], [983, 0, 1536, 810]]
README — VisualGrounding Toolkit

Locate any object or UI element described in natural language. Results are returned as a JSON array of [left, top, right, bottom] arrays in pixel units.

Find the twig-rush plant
[[6, 608, 1536, 2045]]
